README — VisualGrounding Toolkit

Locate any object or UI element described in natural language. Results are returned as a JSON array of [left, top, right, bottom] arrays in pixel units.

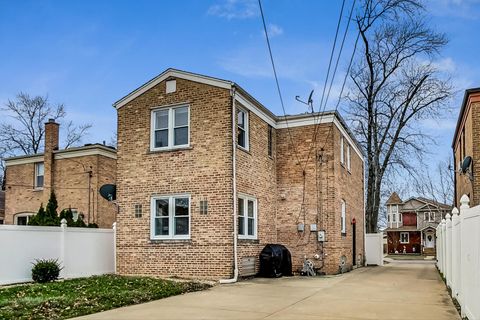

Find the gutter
[[219, 85, 239, 284]]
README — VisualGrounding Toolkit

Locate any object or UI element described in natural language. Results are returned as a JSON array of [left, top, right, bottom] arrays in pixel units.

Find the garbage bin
[[259, 244, 293, 278]]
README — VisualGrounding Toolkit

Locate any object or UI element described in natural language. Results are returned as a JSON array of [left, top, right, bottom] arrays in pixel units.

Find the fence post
[[451, 207, 460, 303], [60, 218, 67, 278], [441, 219, 447, 276], [445, 213, 452, 287], [436, 226, 440, 271], [112, 222, 117, 274], [459, 194, 470, 318]]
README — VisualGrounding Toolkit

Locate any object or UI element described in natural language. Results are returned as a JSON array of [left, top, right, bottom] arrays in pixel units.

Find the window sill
[[148, 146, 192, 154], [150, 238, 192, 244], [238, 238, 259, 244], [237, 145, 250, 154], [341, 232, 347, 237], [33, 187, 44, 192]]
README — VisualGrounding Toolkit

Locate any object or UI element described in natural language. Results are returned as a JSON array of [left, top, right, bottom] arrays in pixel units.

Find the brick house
[[4, 119, 117, 228], [115, 68, 365, 279], [385, 192, 450, 255], [453, 87, 480, 207]]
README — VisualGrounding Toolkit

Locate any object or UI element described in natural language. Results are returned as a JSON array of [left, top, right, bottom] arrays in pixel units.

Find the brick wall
[[116, 78, 235, 279], [5, 153, 116, 228]]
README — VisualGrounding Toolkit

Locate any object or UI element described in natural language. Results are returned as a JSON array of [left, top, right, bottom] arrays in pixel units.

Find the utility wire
[[258, 0, 301, 166], [303, 0, 356, 172]]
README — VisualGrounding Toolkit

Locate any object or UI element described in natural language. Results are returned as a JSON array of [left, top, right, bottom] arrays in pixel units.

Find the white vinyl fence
[[437, 195, 480, 320], [0, 220, 116, 285], [365, 232, 384, 266]]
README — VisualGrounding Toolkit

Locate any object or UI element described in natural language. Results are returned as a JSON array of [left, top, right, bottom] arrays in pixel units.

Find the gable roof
[[112, 68, 366, 160], [386, 192, 402, 205], [452, 87, 480, 148]]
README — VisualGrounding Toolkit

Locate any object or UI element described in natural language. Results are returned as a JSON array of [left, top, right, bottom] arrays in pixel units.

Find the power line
[[258, 0, 301, 166], [303, 0, 357, 172]]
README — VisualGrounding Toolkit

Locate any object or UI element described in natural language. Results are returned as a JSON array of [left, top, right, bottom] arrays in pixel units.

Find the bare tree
[[346, 0, 453, 232], [0, 93, 92, 185], [413, 157, 454, 205]]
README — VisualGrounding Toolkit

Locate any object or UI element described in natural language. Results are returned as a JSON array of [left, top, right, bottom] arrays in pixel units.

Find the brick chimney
[[44, 119, 59, 190]]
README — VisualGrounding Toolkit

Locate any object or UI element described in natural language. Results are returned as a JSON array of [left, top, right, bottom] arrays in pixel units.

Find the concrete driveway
[[78, 261, 459, 320]]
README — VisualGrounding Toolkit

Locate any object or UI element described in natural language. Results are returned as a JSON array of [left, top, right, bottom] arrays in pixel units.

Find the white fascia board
[[276, 114, 335, 129], [114, 69, 232, 110], [55, 148, 117, 160], [5, 155, 44, 167], [235, 93, 276, 127]]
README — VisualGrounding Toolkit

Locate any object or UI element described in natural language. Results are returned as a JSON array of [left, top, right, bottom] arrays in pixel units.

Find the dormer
[[386, 192, 403, 228]]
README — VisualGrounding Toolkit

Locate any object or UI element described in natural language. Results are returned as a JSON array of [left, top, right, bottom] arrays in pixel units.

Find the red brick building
[[385, 192, 451, 255], [114, 69, 365, 279], [4, 120, 117, 228]]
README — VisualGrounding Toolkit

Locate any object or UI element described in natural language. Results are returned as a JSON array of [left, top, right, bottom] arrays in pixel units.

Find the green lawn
[[0, 275, 211, 320]]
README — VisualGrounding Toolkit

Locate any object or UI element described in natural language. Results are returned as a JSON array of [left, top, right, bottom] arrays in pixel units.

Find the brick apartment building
[[453, 87, 480, 207], [114, 69, 365, 279], [4, 119, 117, 228]]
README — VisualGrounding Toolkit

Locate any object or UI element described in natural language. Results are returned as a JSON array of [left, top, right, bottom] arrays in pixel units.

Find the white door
[[425, 234, 435, 248]]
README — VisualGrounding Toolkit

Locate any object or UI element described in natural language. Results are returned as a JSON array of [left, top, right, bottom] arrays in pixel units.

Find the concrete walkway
[[77, 261, 460, 320]]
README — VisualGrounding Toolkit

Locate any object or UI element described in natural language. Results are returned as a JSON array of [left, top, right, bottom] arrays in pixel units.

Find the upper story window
[[238, 195, 257, 239], [340, 136, 345, 164], [341, 199, 346, 234], [268, 125, 273, 157], [150, 195, 190, 240], [151, 105, 189, 151], [237, 108, 249, 150], [346, 144, 351, 171], [35, 162, 44, 189]]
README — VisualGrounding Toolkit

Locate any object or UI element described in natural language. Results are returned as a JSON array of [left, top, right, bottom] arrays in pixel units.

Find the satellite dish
[[99, 184, 116, 201], [461, 156, 472, 174]]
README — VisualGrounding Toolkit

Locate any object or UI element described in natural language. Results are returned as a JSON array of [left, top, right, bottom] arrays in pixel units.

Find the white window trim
[[150, 194, 191, 240], [346, 144, 351, 171], [150, 105, 190, 152], [34, 162, 44, 189], [400, 232, 409, 244], [238, 194, 257, 240], [341, 199, 346, 234], [237, 107, 249, 151], [15, 212, 34, 225], [340, 136, 345, 164]]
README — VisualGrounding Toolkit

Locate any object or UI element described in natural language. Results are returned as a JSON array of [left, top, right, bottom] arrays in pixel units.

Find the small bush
[[32, 259, 62, 283]]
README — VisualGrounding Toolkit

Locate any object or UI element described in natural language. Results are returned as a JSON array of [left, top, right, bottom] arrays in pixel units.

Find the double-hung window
[[346, 144, 351, 171], [237, 108, 249, 150], [151, 105, 189, 150], [151, 195, 190, 239], [35, 162, 44, 189], [341, 199, 346, 234], [238, 195, 257, 239], [340, 136, 345, 164], [268, 125, 273, 157], [400, 232, 409, 244]]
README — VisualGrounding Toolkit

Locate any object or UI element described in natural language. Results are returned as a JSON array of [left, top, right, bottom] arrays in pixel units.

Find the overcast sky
[[1, 0, 479, 170]]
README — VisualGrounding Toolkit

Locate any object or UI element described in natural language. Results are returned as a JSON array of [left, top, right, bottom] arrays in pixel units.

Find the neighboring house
[[452, 87, 480, 207], [4, 119, 117, 228], [385, 192, 451, 255], [115, 68, 365, 280], [0, 191, 5, 224]]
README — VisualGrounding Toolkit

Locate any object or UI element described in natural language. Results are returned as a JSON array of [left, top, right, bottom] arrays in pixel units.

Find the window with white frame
[[237, 108, 249, 150], [340, 136, 345, 164], [341, 199, 346, 234], [400, 232, 409, 244], [399, 211, 402, 223], [346, 144, 351, 171], [15, 213, 34, 225], [35, 162, 44, 188], [238, 195, 257, 239], [268, 125, 273, 157], [151, 105, 189, 150], [151, 195, 190, 239]]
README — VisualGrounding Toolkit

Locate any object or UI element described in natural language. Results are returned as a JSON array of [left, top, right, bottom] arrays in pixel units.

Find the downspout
[[220, 85, 239, 284]]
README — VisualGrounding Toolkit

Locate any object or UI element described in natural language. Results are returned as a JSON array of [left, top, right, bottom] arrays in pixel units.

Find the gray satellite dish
[[99, 184, 116, 201], [461, 156, 472, 174]]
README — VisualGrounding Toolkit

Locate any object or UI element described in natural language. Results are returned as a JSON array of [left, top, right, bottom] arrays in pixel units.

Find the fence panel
[[365, 233, 384, 266], [0, 221, 115, 285]]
